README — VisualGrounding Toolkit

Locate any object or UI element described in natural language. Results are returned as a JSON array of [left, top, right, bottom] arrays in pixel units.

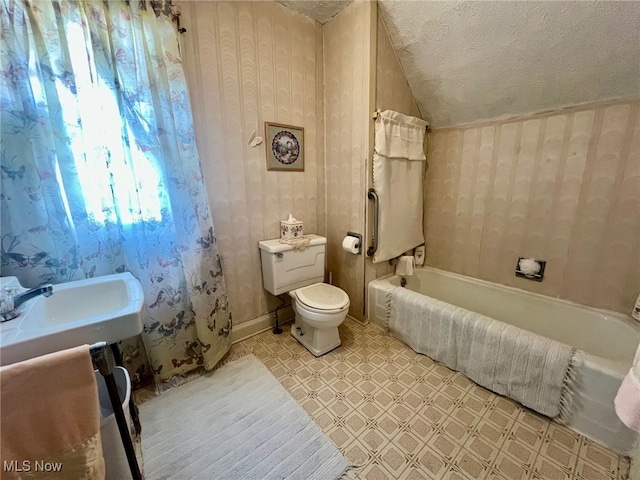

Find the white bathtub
[[368, 267, 640, 455]]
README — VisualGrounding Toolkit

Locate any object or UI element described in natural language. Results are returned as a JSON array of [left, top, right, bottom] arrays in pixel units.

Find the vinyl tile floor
[[226, 317, 630, 480]]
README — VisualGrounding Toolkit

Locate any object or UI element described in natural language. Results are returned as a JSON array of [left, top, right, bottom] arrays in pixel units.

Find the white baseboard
[[348, 314, 369, 326], [231, 311, 369, 344], [231, 307, 295, 344]]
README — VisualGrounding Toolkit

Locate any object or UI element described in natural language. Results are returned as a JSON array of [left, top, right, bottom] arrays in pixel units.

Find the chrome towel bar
[[372, 110, 430, 131]]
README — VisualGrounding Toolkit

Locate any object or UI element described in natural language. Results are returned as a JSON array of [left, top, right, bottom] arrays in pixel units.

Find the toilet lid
[[296, 283, 349, 311]]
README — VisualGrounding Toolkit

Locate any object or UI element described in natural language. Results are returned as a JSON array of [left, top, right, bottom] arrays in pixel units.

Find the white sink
[[0, 273, 144, 366]]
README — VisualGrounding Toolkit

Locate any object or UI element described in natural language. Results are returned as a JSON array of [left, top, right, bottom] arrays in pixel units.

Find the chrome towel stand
[[90, 342, 142, 480]]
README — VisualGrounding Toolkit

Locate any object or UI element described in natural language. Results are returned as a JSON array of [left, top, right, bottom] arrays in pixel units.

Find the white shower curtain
[[372, 110, 427, 263]]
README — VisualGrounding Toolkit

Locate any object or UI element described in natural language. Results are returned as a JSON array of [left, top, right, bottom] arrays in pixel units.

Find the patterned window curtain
[[0, 0, 232, 389]]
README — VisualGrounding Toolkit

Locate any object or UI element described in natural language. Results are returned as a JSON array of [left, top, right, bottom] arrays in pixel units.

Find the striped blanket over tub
[[385, 286, 581, 422]]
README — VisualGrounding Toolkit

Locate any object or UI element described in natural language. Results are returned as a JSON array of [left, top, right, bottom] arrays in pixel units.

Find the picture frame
[[265, 122, 304, 172]]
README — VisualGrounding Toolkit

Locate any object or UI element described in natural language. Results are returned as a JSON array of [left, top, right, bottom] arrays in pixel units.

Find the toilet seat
[[295, 283, 349, 313]]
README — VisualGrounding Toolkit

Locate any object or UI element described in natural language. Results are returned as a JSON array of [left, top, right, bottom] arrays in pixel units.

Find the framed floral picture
[[265, 122, 304, 172]]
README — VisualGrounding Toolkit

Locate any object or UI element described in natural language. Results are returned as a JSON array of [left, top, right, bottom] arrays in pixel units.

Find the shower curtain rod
[[372, 111, 430, 131]]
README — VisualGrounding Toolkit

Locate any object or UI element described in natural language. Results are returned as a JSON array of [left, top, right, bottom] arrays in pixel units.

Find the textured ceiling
[[378, 1, 640, 127], [275, 0, 352, 24], [276, 1, 640, 128]]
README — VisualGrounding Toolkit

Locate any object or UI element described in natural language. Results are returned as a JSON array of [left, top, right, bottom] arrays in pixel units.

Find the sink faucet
[[13, 284, 54, 309], [0, 284, 53, 322]]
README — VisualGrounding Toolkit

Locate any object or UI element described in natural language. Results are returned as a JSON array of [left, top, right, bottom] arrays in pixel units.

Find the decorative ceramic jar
[[280, 214, 303, 241]]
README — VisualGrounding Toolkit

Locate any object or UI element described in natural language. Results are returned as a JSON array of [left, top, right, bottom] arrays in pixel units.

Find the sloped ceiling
[[275, 0, 352, 24], [378, 0, 640, 127], [279, 1, 640, 129]]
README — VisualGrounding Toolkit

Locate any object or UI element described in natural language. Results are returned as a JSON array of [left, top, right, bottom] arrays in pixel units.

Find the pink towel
[[0, 345, 105, 479], [615, 369, 640, 433]]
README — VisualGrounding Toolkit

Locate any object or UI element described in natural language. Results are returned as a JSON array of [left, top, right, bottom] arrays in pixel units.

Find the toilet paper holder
[[346, 232, 362, 255]]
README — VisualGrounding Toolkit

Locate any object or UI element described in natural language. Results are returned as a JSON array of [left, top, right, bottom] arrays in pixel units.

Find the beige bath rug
[[139, 354, 349, 479]]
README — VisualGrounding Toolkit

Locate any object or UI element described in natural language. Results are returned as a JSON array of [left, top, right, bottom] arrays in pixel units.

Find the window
[[34, 20, 163, 226]]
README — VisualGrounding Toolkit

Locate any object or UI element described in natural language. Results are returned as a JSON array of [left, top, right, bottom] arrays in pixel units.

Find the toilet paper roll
[[342, 236, 360, 254]]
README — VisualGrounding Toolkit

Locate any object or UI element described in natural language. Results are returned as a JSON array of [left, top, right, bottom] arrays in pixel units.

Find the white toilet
[[259, 234, 350, 356]]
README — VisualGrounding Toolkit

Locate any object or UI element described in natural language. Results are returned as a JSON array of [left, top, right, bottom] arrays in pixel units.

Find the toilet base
[[290, 321, 341, 356]]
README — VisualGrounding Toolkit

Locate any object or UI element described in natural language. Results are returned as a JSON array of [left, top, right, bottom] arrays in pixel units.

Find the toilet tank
[[258, 234, 326, 296]]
